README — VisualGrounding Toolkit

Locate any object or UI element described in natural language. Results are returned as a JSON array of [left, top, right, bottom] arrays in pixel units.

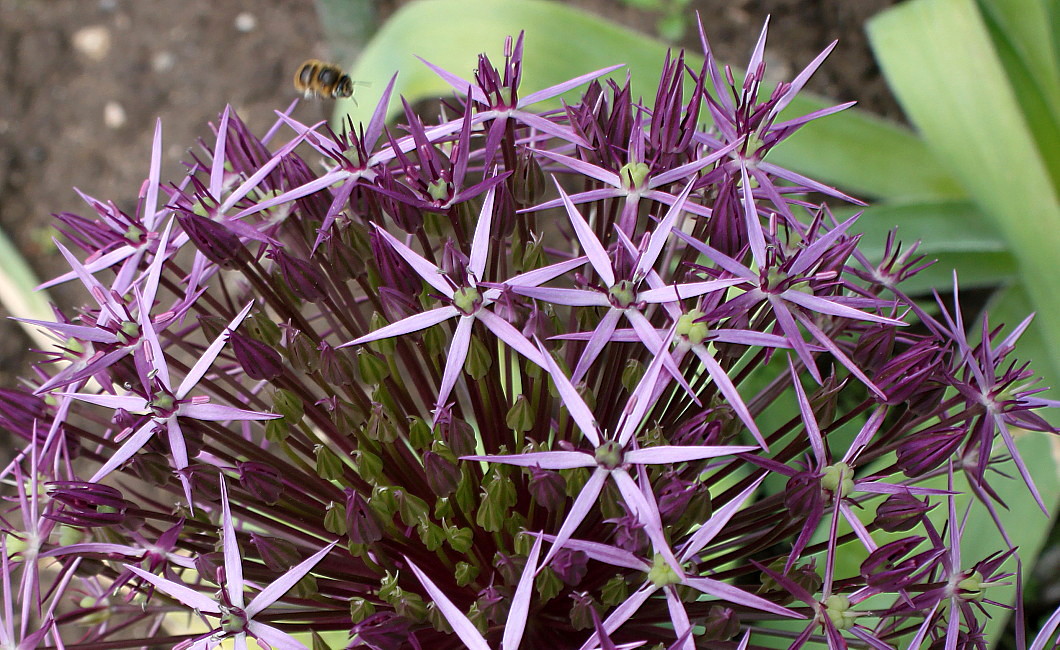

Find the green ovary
[[452, 286, 481, 315]]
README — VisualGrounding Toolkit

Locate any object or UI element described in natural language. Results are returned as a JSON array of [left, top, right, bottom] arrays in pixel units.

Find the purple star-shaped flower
[[125, 475, 336, 650], [341, 185, 585, 416]]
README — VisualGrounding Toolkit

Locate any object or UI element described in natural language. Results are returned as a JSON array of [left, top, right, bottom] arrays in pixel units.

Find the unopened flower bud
[[551, 548, 589, 586], [273, 249, 329, 303], [176, 209, 247, 268], [528, 466, 566, 511], [423, 450, 460, 497], [237, 461, 284, 505], [874, 492, 934, 532], [345, 490, 383, 545], [249, 533, 301, 573], [231, 332, 283, 381]]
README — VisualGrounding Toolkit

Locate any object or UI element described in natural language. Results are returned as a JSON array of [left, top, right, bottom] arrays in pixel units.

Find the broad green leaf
[[315, 0, 380, 64], [846, 200, 1017, 294], [974, 0, 1060, 189], [975, 0, 1060, 115], [0, 224, 53, 348], [339, 0, 961, 202], [869, 0, 1060, 368]]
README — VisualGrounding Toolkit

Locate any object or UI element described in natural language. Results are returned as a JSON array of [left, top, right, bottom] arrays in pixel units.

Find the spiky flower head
[[3, 17, 1059, 650]]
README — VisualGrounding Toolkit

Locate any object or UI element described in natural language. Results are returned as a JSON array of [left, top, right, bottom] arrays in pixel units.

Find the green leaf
[[974, 0, 1060, 188], [869, 0, 1060, 367], [0, 225, 54, 348], [339, 0, 961, 202], [847, 200, 1017, 294]]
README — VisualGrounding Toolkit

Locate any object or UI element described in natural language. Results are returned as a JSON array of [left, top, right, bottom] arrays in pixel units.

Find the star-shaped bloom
[[25, 219, 181, 394], [693, 17, 861, 246], [929, 281, 1059, 518], [39, 119, 169, 292], [766, 358, 948, 576], [1, 536, 55, 650], [523, 114, 742, 232], [125, 475, 336, 650], [59, 301, 277, 505], [405, 536, 541, 650], [549, 477, 798, 650], [465, 334, 756, 569], [514, 180, 742, 384], [554, 299, 801, 450], [674, 215, 905, 396], [341, 186, 586, 416], [420, 33, 622, 154], [408, 537, 646, 650]]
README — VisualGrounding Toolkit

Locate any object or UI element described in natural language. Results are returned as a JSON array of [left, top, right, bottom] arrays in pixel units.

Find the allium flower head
[[4, 15, 1059, 650]]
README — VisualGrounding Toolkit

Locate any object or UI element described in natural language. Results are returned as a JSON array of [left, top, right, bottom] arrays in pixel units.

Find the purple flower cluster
[[2, 19, 1058, 650]]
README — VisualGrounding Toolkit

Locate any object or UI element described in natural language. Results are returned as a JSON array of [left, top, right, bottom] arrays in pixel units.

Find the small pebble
[[152, 51, 176, 73], [103, 101, 127, 129], [72, 26, 112, 62], [234, 12, 257, 33]]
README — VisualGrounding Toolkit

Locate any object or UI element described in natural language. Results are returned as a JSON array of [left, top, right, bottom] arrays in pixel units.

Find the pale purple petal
[[535, 535, 649, 572], [88, 421, 157, 483], [542, 468, 608, 566], [513, 286, 609, 307], [178, 403, 280, 422], [502, 535, 543, 650], [624, 445, 755, 465], [405, 557, 489, 650], [635, 181, 694, 280], [210, 107, 231, 198], [578, 584, 657, 650], [124, 565, 220, 613], [144, 118, 163, 228], [637, 278, 744, 303], [246, 541, 337, 617], [414, 57, 487, 105], [739, 162, 767, 267], [780, 289, 904, 326], [373, 226, 454, 298], [468, 186, 496, 281], [788, 356, 825, 467], [518, 64, 625, 107], [556, 181, 615, 286], [477, 309, 545, 367], [15, 318, 117, 345], [246, 621, 310, 650], [176, 301, 254, 398], [538, 339, 601, 447], [690, 345, 767, 449], [682, 575, 798, 617], [617, 343, 670, 447], [768, 39, 837, 121], [572, 308, 622, 382], [142, 217, 175, 313], [345, 306, 459, 346], [463, 451, 595, 470], [504, 255, 587, 288], [435, 316, 474, 413], [663, 588, 694, 650], [167, 417, 194, 506], [529, 148, 621, 189], [679, 476, 765, 561], [59, 392, 148, 412], [220, 475, 245, 609], [611, 469, 681, 573]]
